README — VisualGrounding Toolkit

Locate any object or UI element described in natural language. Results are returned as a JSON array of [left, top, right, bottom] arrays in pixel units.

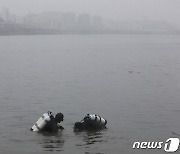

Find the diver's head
[[55, 113, 64, 123], [74, 122, 84, 130]]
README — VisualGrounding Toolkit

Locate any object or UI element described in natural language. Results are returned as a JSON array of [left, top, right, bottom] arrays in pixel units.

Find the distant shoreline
[[1, 28, 180, 36], [1, 22, 180, 36]]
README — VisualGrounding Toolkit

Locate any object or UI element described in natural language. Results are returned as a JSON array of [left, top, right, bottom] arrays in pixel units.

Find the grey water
[[0, 34, 180, 154]]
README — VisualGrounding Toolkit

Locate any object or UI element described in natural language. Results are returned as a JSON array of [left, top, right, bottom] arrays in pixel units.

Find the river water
[[0, 35, 180, 154]]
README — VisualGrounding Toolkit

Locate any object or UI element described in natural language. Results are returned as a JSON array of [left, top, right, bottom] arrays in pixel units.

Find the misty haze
[[0, 1, 180, 154], [0, 0, 180, 35]]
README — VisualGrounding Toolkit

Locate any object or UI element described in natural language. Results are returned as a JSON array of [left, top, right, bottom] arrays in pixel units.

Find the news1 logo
[[132, 138, 180, 152], [164, 138, 180, 152]]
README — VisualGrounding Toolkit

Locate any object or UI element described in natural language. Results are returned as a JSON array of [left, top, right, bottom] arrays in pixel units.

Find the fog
[[0, 0, 180, 25]]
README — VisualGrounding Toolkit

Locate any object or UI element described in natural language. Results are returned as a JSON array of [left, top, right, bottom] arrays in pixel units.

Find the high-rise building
[[77, 13, 91, 31], [92, 15, 103, 30], [61, 12, 76, 31], [1, 7, 10, 21]]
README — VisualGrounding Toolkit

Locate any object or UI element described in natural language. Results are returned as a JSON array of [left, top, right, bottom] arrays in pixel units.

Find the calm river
[[0, 35, 180, 154]]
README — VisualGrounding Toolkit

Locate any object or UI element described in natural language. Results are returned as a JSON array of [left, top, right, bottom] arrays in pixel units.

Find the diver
[[31, 111, 64, 133], [74, 114, 107, 131]]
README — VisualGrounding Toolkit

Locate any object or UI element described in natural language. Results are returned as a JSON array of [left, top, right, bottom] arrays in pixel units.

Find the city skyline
[[0, 6, 179, 35], [0, 0, 180, 26]]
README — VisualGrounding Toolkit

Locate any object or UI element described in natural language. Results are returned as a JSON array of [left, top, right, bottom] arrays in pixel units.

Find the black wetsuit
[[74, 120, 106, 131], [41, 116, 64, 133], [41, 117, 58, 132]]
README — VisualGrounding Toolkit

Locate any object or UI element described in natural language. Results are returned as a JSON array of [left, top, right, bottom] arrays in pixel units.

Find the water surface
[[0, 35, 180, 154]]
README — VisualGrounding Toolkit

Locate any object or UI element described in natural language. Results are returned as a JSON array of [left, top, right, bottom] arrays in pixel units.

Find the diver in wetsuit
[[41, 112, 64, 132], [31, 112, 64, 133], [74, 114, 107, 131]]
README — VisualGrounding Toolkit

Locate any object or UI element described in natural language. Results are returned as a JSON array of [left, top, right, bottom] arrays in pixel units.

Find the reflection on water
[[38, 132, 65, 152], [41, 139, 64, 152], [83, 131, 104, 146], [85, 152, 105, 154], [74, 130, 107, 148]]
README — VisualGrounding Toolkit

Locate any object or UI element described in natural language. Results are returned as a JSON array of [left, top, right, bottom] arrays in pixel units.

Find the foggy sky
[[0, 0, 180, 25]]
